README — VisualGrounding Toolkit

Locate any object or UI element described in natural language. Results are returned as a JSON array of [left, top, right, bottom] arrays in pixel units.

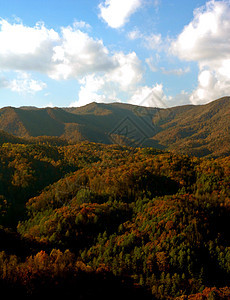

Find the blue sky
[[0, 0, 230, 108]]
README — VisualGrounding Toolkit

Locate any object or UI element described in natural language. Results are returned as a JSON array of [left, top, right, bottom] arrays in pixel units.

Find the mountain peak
[[0, 96, 230, 157]]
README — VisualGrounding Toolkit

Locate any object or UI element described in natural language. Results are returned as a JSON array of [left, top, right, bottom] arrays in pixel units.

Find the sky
[[0, 0, 230, 108]]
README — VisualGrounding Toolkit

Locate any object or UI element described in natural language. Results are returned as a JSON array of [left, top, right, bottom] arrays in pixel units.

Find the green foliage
[[0, 140, 229, 298]]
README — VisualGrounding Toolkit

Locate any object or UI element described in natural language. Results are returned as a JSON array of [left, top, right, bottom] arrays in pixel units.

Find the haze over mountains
[[0, 96, 229, 158]]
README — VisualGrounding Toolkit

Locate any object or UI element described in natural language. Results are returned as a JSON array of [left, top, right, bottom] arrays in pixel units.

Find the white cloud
[[8, 72, 47, 94], [128, 83, 168, 108], [0, 19, 135, 82], [0, 19, 144, 102], [171, 0, 230, 104], [190, 68, 230, 104], [50, 26, 117, 80], [98, 0, 142, 28], [70, 74, 107, 107], [129, 85, 192, 108], [70, 51, 143, 107], [171, 1, 230, 62], [108, 52, 143, 90], [0, 19, 59, 73], [0, 71, 47, 94], [73, 20, 91, 30]]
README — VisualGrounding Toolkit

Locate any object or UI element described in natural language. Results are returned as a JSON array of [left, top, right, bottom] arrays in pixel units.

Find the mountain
[[0, 105, 230, 298], [0, 96, 229, 157], [151, 96, 230, 157], [0, 103, 162, 147]]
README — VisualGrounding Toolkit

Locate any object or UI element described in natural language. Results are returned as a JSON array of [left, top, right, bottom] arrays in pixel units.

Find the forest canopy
[[0, 140, 229, 299]]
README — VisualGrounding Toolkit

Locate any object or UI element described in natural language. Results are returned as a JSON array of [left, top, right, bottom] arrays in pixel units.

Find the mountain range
[[0, 96, 230, 157]]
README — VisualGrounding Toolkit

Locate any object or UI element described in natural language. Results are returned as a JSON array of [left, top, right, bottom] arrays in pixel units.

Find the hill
[[0, 96, 230, 157], [0, 130, 26, 145], [152, 97, 230, 157], [0, 141, 229, 298]]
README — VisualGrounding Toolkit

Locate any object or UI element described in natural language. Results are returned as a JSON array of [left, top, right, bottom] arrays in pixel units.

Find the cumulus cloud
[[171, 0, 230, 62], [190, 68, 230, 104], [50, 26, 117, 80], [70, 75, 107, 107], [0, 18, 144, 101], [128, 84, 192, 108], [0, 19, 59, 73], [128, 83, 168, 108], [70, 51, 143, 107], [8, 72, 47, 94], [0, 71, 47, 94], [108, 52, 143, 90], [171, 0, 230, 104], [98, 0, 142, 28], [71, 78, 170, 109], [0, 19, 115, 79]]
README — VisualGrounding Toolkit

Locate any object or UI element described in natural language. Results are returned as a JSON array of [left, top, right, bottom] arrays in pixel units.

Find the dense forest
[[0, 136, 229, 299]]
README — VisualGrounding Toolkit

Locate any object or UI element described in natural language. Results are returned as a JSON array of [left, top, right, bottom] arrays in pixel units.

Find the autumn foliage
[[0, 141, 229, 298]]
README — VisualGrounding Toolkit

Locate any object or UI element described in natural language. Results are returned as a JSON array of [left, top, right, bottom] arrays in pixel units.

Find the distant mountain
[[152, 97, 230, 157], [0, 97, 230, 157]]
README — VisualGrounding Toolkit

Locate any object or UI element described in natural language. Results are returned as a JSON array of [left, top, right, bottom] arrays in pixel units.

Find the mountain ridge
[[0, 96, 229, 157]]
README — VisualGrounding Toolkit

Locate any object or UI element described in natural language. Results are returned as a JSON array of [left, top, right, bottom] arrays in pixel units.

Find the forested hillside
[[0, 137, 229, 298], [0, 96, 230, 157]]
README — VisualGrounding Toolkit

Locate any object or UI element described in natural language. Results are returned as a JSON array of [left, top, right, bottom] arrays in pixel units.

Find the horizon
[[1, 95, 229, 110], [0, 0, 230, 109]]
